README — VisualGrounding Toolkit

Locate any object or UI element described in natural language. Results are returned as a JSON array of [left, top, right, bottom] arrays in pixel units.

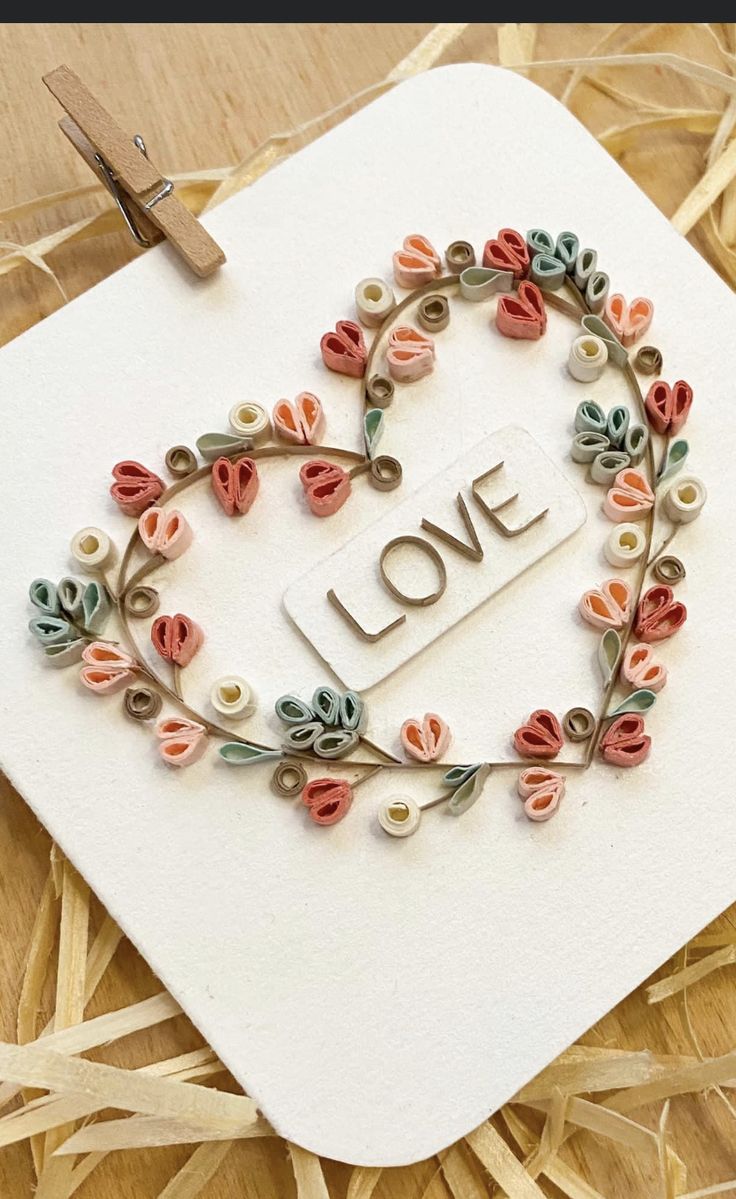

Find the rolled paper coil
[[370, 455, 402, 491], [228, 402, 271, 443], [124, 685, 162, 721], [573, 248, 597, 290], [634, 345, 663, 375], [603, 468, 654, 522], [110, 461, 164, 517], [165, 445, 197, 477], [634, 584, 687, 643], [393, 234, 440, 289], [354, 277, 395, 327], [513, 709, 563, 760], [283, 722, 324, 751], [664, 474, 706, 523], [529, 253, 565, 291], [563, 707, 595, 742], [526, 228, 555, 256], [585, 271, 610, 313], [210, 676, 255, 719], [275, 694, 314, 725], [70, 527, 113, 572], [624, 424, 649, 465], [621, 643, 667, 693], [445, 240, 475, 272], [606, 405, 630, 448], [568, 335, 608, 383], [340, 691, 367, 733], [271, 761, 308, 798], [124, 585, 159, 619], [313, 729, 360, 759], [320, 320, 367, 377], [653, 555, 686, 585], [312, 685, 341, 726], [604, 522, 647, 569], [555, 231, 579, 272], [365, 374, 394, 409], [590, 451, 630, 486], [401, 712, 451, 762], [302, 778, 353, 826], [580, 314, 628, 368], [29, 578, 59, 616], [574, 400, 607, 436], [458, 266, 513, 301], [378, 795, 421, 838], [600, 714, 651, 767], [29, 616, 73, 646], [417, 294, 450, 333], [57, 577, 83, 619], [578, 578, 632, 630], [571, 432, 609, 464]]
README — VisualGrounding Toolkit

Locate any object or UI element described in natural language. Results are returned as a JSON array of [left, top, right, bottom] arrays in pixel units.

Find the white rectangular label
[[283, 426, 586, 691]]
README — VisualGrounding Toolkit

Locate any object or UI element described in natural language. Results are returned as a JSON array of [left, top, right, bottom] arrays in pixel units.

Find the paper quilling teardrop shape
[[585, 271, 610, 313], [555, 231, 579, 272], [386, 325, 435, 383], [29, 578, 59, 616], [606, 405, 630, 449], [571, 432, 610, 463], [273, 393, 324, 445], [603, 294, 654, 347], [29, 615, 74, 646], [443, 763, 483, 789], [529, 253, 565, 290], [312, 685, 341, 725], [82, 581, 111, 633], [591, 451, 630, 486], [320, 320, 367, 378], [211, 456, 259, 516], [624, 424, 649, 465], [580, 314, 628, 368], [364, 409, 384, 460], [354, 276, 395, 326], [340, 691, 366, 733], [138, 508, 193, 560], [219, 742, 282, 764], [313, 729, 360, 759], [526, 228, 555, 256], [299, 459, 351, 517], [483, 228, 529, 278], [275, 694, 314, 725], [574, 400, 607, 436], [634, 585, 687, 643], [80, 641, 137, 694], [447, 762, 490, 816], [573, 248, 597, 290], [579, 578, 632, 630], [393, 234, 441, 289], [518, 767, 566, 822], [401, 713, 451, 762], [600, 714, 651, 767], [45, 639, 86, 668], [657, 438, 689, 484], [607, 688, 657, 719], [664, 474, 707, 523], [621, 643, 667, 693], [151, 613, 204, 667], [110, 461, 164, 517], [196, 432, 247, 461], [603, 468, 655, 522], [513, 710, 563, 760], [458, 266, 514, 301], [645, 379, 693, 436], [302, 777, 354, 826], [58, 577, 85, 620], [597, 629, 622, 686], [283, 722, 324, 751], [496, 281, 546, 340], [155, 717, 207, 768]]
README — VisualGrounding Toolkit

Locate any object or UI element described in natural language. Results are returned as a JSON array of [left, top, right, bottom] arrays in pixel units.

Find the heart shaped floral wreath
[[26, 229, 705, 837]]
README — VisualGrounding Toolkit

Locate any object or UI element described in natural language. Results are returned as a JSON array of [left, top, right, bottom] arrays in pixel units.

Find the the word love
[[285, 427, 587, 690]]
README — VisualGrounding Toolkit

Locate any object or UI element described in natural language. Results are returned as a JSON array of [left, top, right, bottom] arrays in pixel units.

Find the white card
[[1, 64, 735, 1166]]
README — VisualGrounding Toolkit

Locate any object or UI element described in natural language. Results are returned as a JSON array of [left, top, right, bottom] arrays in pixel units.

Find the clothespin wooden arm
[[43, 64, 226, 278]]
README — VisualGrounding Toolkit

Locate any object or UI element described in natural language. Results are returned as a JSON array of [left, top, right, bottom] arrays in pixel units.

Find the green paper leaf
[[275, 695, 314, 725], [44, 639, 86, 668], [555, 231, 580, 271], [571, 432, 610, 464], [447, 763, 491, 816], [196, 432, 246, 461], [29, 578, 59, 616], [529, 252, 566, 291], [598, 629, 621, 686], [29, 616, 73, 646], [526, 228, 555, 256], [606, 405, 630, 449], [219, 742, 282, 765], [657, 438, 689, 484], [313, 729, 359, 760], [340, 690, 366, 733], [459, 266, 514, 301], [442, 763, 482, 789], [283, 722, 324, 751], [607, 689, 657, 719], [364, 409, 384, 460], [312, 685, 341, 726], [574, 400, 607, 436], [82, 581, 111, 633], [624, 424, 649, 465], [58, 577, 85, 620]]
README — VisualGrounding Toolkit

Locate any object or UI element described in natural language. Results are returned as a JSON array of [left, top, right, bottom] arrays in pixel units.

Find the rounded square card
[[1, 64, 734, 1164]]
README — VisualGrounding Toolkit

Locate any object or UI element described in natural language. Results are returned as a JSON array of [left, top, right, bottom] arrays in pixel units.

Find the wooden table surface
[[1, 22, 735, 1199]]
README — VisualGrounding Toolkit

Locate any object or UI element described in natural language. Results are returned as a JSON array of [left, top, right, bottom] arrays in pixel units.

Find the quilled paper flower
[[156, 716, 207, 767], [644, 379, 693, 436], [110, 460, 164, 517], [302, 777, 353, 825], [604, 523, 647, 569], [603, 294, 654, 347], [392, 234, 441, 289], [513, 710, 563, 760], [138, 508, 193, 560], [664, 474, 707, 523], [621, 643, 667, 693], [386, 325, 435, 383], [634, 585, 687, 643], [80, 642, 137, 694], [578, 578, 632, 630], [228, 402, 270, 444], [603, 468, 655, 523], [517, 766, 565, 822], [496, 281, 546, 340], [210, 676, 256, 719], [568, 334, 608, 382], [401, 713, 451, 762], [151, 613, 204, 666], [70, 527, 113, 571], [299, 459, 351, 517], [320, 320, 367, 377], [211, 456, 259, 516], [272, 392, 324, 445], [600, 714, 651, 767], [483, 228, 529, 278]]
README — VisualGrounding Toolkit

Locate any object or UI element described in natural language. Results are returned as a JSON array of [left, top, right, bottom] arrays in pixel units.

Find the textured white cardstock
[[285, 426, 587, 689], [1, 65, 735, 1166]]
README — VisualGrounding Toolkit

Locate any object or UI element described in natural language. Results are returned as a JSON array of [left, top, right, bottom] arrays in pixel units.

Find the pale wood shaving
[[33, 1155, 76, 1199], [679, 1182, 736, 1198], [387, 23, 468, 81], [671, 134, 736, 233], [515, 52, 736, 98], [605, 1049, 736, 1114], [466, 1121, 547, 1198], [501, 1107, 607, 1199], [513, 1046, 656, 1100], [647, 944, 736, 1002], [440, 1142, 490, 1197], [657, 1100, 677, 1199], [55, 1115, 259, 1154], [497, 24, 538, 69], [525, 1087, 568, 1178], [600, 110, 719, 156], [288, 1142, 331, 1199], [156, 1141, 233, 1199], [346, 1165, 383, 1199]]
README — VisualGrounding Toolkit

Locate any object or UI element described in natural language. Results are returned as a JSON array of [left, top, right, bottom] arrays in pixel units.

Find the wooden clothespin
[[43, 65, 226, 278]]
